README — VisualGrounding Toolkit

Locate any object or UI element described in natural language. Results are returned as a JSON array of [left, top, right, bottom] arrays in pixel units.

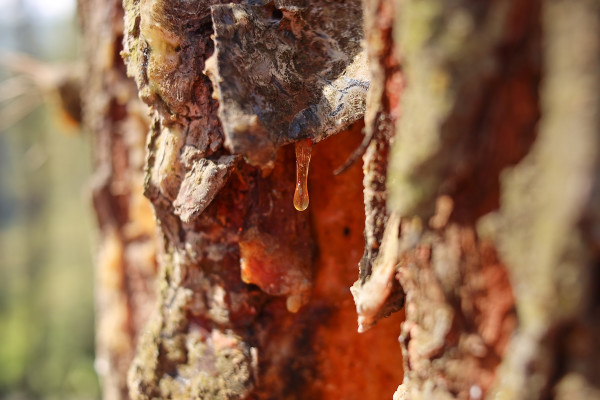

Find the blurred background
[[0, 0, 99, 398]]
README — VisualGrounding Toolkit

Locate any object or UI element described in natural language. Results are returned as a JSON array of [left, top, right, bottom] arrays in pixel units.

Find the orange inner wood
[[308, 123, 404, 399]]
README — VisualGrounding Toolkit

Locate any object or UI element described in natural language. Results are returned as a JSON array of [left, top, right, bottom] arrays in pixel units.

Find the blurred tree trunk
[[380, 0, 600, 398], [79, 0, 158, 398], [81, 0, 600, 399]]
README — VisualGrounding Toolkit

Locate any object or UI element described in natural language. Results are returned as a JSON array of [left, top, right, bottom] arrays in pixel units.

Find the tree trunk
[[79, 0, 158, 398], [81, 0, 600, 399]]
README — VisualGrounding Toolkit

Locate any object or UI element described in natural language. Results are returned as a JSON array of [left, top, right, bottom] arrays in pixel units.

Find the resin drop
[[293, 139, 312, 211]]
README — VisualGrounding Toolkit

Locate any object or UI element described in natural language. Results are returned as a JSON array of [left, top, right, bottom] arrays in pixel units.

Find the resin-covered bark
[[119, 0, 400, 399]]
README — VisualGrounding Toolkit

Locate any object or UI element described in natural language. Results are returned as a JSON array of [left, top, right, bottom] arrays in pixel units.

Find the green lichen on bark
[[387, 0, 523, 218], [384, 0, 544, 398]]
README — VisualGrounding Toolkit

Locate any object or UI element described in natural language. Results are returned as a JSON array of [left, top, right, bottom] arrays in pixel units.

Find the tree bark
[[382, 0, 600, 398], [81, 0, 600, 399], [79, 0, 157, 398]]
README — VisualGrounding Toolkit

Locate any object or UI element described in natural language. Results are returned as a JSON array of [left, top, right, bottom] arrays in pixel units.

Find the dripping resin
[[293, 139, 312, 211]]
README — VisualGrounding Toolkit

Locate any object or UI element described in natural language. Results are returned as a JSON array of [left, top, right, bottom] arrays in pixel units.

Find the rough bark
[[380, 0, 600, 399], [82, 0, 600, 399], [105, 0, 401, 399], [79, 0, 157, 397]]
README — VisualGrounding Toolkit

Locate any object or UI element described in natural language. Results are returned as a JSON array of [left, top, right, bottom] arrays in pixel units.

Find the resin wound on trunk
[[293, 139, 312, 211]]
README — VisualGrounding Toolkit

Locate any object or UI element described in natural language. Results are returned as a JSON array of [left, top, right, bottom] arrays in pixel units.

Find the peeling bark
[[117, 1, 400, 399], [206, 1, 368, 166]]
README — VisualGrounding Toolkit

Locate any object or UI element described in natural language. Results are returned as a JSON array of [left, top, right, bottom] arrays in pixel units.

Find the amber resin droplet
[[293, 139, 312, 211]]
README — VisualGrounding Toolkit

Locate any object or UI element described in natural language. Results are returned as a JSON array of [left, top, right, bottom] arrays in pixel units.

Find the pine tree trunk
[[80, 0, 157, 398], [382, 0, 600, 398], [81, 0, 600, 399]]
